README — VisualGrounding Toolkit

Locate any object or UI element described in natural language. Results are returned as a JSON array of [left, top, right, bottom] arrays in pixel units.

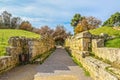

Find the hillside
[[105, 38, 120, 48], [0, 29, 40, 56], [90, 27, 120, 48], [90, 26, 120, 37]]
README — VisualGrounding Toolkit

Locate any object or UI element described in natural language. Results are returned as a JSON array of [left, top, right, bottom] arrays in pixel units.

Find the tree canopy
[[19, 21, 33, 31], [39, 25, 71, 45], [103, 12, 120, 27], [71, 13, 101, 34], [0, 11, 21, 29], [70, 14, 83, 28]]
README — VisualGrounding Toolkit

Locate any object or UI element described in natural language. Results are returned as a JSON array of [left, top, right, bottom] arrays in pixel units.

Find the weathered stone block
[[72, 50, 119, 80]]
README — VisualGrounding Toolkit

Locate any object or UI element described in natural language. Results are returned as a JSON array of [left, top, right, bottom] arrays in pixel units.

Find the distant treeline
[[0, 11, 34, 31], [70, 12, 120, 34], [0, 11, 71, 45]]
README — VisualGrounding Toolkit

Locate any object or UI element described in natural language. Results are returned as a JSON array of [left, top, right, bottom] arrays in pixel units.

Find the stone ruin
[[0, 36, 55, 73], [6, 37, 29, 64], [65, 31, 120, 80], [7, 36, 55, 63]]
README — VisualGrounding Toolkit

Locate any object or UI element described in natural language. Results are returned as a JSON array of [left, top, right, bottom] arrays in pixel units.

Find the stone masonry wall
[[0, 36, 55, 73], [65, 31, 91, 51], [92, 39, 120, 68], [0, 56, 15, 73], [28, 36, 55, 60], [65, 31, 120, 80], [71, 50, 119, 80]]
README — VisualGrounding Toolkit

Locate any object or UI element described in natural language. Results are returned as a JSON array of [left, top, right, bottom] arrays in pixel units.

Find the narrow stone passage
[[0, 48, 92, 80]]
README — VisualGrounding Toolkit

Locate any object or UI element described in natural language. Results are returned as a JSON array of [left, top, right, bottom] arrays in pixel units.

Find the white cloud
[[21, 16, 54, 22], [0, 0, 120, 33]]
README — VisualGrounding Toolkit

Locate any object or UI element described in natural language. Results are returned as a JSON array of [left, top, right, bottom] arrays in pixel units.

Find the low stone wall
[[92, 39, 120, 68], [6, 36, 55, 61], [71, 50, 119, 80], [0, 36, 55, 73], [0, 56, 15, 73], [28, 38, 55, 60]]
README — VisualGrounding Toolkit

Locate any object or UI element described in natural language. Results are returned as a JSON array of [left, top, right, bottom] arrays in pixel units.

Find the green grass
[[90, 26, 120, 48], [90, 26, 120, 37], [0, 29, 40, 56], [105, 38, 120, 48]]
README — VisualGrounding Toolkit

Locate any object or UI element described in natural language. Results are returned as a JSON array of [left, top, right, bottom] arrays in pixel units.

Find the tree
[[75, 19, 88, 34], [11, 17, 21, 29], [32, 27, 41, 34], [19, 21, 33, 31], [103, 12, 120, 27], [86, 16, 101, 29], [70, 14, 83, 28], [39, 25, 71, 45], [0, 11, 22, 29], [39, 26, 53, 36], [52, 25, 70, 45], [0, 15, 3, 28], [74, 17, 101, 34], [2, 11, 12, 28], [71, 14, 101, 34]]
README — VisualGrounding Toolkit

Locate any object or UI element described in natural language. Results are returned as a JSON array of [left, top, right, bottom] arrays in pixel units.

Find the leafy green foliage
[[105, 38, 120, 48], [70, 14, 83, 28], [103, 12, 120, 27], [0, 29, 40, 56]]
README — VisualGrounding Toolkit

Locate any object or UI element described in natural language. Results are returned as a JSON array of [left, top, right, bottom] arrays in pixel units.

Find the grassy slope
[[0, 29, 40, 56], [105, 38, 120, 48], [90, 27, 120, 48], [90, 26, 120, 37]]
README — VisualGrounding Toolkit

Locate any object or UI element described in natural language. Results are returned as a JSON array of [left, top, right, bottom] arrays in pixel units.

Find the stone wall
[[71, 50, 119, 80], [92, 39, 120, 68], [6, 36, 55, 61], [0, 56, 15, 73], [65, 31, 120, 80], [0, 36, 55, 73], [65, 31, 91, 51]]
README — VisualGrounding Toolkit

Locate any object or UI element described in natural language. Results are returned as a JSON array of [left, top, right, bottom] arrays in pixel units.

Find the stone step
[[34, 73, 78, 80]]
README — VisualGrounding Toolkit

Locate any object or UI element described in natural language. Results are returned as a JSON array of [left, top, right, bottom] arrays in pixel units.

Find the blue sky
[[0, 0, 120, 33]]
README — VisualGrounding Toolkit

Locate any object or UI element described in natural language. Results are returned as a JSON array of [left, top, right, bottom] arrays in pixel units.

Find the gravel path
[[0, 48, 92, 80]]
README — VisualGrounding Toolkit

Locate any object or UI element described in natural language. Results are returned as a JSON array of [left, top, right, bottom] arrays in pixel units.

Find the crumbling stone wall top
[[75, 31, 92, 39]]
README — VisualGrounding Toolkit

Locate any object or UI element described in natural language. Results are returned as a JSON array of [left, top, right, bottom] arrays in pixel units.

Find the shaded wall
[[0, 36, 55, 73]]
